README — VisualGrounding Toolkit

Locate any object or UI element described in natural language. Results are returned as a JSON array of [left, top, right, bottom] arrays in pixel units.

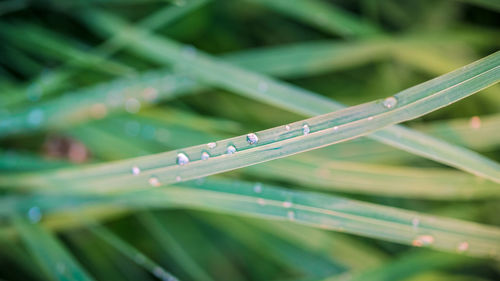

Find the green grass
[[0, 1, 499, 281]]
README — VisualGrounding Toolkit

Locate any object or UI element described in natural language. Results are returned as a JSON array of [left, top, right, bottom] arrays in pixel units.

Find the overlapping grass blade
[[4, 51, 496, 192], [137, 212, 215, 281], [63, 116, 500, 199], [77, 10, 500, 182], [247, 0, 380, 37], [12, 214, 95, 281], [0, 0, 209, 108], [245, 157, 500, 199], [3, 178, 500, 259], [88, 223, 179, 281]]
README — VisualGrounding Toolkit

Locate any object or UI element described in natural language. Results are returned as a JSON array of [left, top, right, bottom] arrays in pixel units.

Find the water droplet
[[469, 116, 481, 129], [149, 176, 161, 187], [207, 142, 216, 149], [27, 206, 42, 223], [253, 183, 262, 193], [283, 201, 292, 208], [246, 133, 259, 145], [125, 98, 141, 113], [302, 124, 310, 135], [132, 165, 141, 175], [258, 82, 268, 92], [257, 198, 265, 205], [175, 176, 182, 182], [457, 241, 469, 253], [287, 210, 295, 221], [176, 153, 189, 165], [227, 145, 236, 154], [201, 151, 210, 160], [27, 109, 44, 126], [412, 235, 434, 247], [285, 125, 291, 131], [383, 96, 398, 109]]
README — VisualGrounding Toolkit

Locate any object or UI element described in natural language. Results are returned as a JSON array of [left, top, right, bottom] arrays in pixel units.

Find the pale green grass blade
[[245, 157, 500, 199], [88, 223, 179, 281], [12, 214, 95, 281], [416, 114, 500, 151], [4, 178, 500, 259], [71, 116, 500, 199], [137, 212, 215, 281], [0, 71, 200, 136], [8, 52, 496, 192], [78, 10, 500, 182], [247, 0, 380, 37]]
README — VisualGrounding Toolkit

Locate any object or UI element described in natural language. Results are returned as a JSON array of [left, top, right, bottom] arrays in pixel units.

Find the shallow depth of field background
[[0, 1, 499, 281]]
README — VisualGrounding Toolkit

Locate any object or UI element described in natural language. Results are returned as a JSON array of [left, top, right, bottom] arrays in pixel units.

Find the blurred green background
[[0, 0, 499, 280]]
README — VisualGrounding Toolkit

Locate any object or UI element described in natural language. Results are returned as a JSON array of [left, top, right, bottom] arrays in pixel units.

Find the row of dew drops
[[134, 95, 400, 187]]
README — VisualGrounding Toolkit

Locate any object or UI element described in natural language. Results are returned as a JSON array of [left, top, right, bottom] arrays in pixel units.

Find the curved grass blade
[[11, 214, 95, 281], [4, 178, 500, 259], [6, 51, 496, 192], [78, 10, 500, 182], [0, 0, 209, 108], [245, 157, 500, 199], [137, 212, 215, 281], [0, 22, 133, 76], [247, 0, 380, 37], [88, 223, 179, 281], [68, 116, 500, 199]]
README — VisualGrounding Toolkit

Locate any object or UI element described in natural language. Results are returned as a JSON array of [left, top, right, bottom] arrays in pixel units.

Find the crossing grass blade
[[88, 223, 179, 281], [3, 50, 498, 193], [2, 178, 500, 259], [247, 0, 380, 37], [11, 214, 95, 281], [137, 212, 216, 281], [76, 10, 500, 182]]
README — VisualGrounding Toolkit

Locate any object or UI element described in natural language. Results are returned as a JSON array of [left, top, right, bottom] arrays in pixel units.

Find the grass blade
[[78, 10, 500, 182], [137, 212, 215, 281], [6, 51, 496, 192], [248, 0, 380, 37], [88, 223, 179, 281], [12, 214, 95, 281], [4, 178, 500, 259]]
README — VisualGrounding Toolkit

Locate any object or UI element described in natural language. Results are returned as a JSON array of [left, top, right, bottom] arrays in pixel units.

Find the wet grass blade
[[78, 10, 500, 182], [12, 214, 95, 281], [5, 52, 496, 192], [4, 178, 500, 259]]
